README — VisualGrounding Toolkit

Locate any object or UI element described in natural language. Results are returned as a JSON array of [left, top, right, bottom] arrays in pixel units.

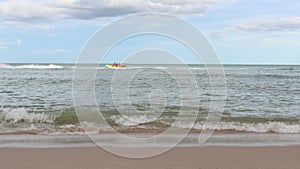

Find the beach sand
[[0, 146, 299, 169]]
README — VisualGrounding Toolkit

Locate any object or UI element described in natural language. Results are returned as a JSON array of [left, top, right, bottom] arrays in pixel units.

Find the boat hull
[[105, 65, 126, 69]]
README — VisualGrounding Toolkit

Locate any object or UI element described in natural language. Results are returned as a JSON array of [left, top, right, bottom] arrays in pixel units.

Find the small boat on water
[[105, 63, 126, 69]]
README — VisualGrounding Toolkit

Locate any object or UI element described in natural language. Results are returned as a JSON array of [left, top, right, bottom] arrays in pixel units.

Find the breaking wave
[[199, 121, 300, 134], [0, 108, 53, 123], [0, 64, 64, 69], [1, 108, 300, 134]]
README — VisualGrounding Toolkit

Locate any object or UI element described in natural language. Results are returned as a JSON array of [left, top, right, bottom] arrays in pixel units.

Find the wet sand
[[0, 146, 299, 169]]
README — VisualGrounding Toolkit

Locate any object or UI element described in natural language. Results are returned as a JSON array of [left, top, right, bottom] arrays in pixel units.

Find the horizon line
[[2, 62, 300, 66]]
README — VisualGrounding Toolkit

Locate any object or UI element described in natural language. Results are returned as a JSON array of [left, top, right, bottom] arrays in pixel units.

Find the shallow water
[[1, 133, 300, 148]]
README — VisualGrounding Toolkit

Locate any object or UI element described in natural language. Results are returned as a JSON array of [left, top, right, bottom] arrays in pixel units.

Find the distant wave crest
[[0, 64, 64, 69]]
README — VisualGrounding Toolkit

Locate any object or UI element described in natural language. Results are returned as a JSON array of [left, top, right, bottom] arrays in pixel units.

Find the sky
[[0, 0, 299, 64]]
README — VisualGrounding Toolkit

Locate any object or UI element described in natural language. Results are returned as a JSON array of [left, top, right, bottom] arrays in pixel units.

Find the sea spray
[[0, 108, 52, 123]]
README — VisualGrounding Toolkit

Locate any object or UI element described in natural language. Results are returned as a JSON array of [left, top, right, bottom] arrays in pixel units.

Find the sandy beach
[[0, 146, 299, 169]]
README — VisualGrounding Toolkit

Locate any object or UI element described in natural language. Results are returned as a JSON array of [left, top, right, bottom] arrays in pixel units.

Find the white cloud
[[0, 0, 232, 23], [0, 46, 8, 50], [34, 49, 71, 53], [0, 38, 22, 49], [0, 21, 52, 30], [55, 49, 71, 53], [0, 1, 59, 22], [235, 17, 300, 32]]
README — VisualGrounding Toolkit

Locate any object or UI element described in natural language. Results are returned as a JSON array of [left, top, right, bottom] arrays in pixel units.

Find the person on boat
[[110, 62, 125, 67]]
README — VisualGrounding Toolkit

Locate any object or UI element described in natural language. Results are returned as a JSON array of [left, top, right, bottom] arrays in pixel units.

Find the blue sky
[[0, 0, 299, 64]]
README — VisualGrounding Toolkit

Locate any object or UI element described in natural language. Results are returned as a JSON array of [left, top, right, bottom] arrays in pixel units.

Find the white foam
[[111, 115, 139, 126], [0, 64, 12, 68], [111, 114, 170, 127], [0, 64, 64, 69], [194, 121, 300, 134], [0, 108, 52, 123], [108, 115, 300, 133]]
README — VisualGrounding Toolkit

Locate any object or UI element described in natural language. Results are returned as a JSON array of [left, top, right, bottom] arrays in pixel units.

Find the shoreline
[[0, 133, 300, 148], [1, 127, 300, 135], [0, 146, 299, 169]]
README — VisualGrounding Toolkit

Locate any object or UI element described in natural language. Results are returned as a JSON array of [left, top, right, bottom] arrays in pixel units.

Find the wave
[[198, 121, 300, 134], [0, 64, 64, 69], [277, 67, 297, 71], [1, 108, 300, 134], [99, 114, 300, 134], [0, 108, 53, 123]]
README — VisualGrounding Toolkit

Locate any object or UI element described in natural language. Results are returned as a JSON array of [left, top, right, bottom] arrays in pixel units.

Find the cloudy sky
[[0, 0, 299, 64]]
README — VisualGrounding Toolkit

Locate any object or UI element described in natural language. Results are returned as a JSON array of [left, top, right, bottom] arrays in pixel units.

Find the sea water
[[0, 63, 300, 147]]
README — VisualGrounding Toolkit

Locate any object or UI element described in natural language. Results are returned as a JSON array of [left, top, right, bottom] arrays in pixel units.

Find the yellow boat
[[105, 64, 126, 69]]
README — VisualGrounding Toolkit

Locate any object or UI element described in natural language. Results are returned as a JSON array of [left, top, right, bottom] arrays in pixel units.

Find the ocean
[[0, 63, 300, 147]]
